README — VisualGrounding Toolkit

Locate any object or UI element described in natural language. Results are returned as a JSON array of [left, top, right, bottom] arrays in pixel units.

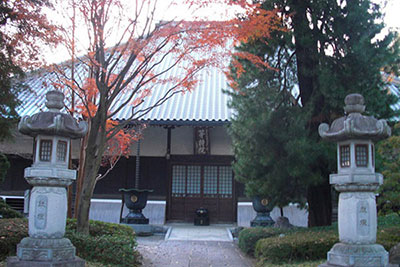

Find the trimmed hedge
[[238, 227, 287, 256], [0, 218, 141, 266], [66, 218, 135, 238], [66, 219, 140, 266], [254, 222, 400, 265], [255, 229, 338, 263], [66, 230, 140, 266]]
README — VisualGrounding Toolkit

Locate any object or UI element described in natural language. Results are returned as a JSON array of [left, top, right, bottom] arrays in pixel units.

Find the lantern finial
[[45, 90, 64, 112], [344, 93, 365, 114]]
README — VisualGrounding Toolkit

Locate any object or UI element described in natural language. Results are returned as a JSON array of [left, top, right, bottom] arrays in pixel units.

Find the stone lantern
[[7, 90, 87, 267], [318, 93, 391, 267]]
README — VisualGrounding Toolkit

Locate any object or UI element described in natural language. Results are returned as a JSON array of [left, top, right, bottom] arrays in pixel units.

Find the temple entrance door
[[169, 164, 234, 223]]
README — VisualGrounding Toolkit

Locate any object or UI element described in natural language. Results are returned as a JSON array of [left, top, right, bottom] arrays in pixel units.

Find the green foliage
[[0, 218, 28, 260], [227, 17, 321, 208], [252, 217, 400, 265], [228, 0, 399, 225], [0, 198, 22, 219], [377, 124, 400, 215], [378, 213, 400, 227], [66, 219, 140, 267], [0, 218, 140, 266], [238, 227, 287, 255], [66, 218, 134, 238], [255, 229, 338, 264], [66, 231, 140, 267], [0, 3, 24, 141], [0, 153, 10, 186], [377, 226, 400, 251]]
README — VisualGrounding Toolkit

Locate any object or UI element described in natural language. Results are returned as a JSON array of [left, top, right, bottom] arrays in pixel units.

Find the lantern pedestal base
[[319, 243, 388, 267], [8, 237, 85, 267], [121, 209, 149, 224], [15, 237, 77, 262], [122, 223, 152, 236], [7, 256, 85, 267], [250, 212, 274, 227]]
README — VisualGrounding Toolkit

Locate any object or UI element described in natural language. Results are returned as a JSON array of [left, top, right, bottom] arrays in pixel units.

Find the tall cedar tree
[[228, 0, 399, 226]]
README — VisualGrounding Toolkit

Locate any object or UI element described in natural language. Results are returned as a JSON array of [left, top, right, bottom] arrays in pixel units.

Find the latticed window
[[172, 165, 186, 197], [340, 145, 350, 167], [356, 145, 368, 167], [39, 140, 52, 161], [57, 141, 67, 162], [204, 166, 218, 197], [371, 144, 375, 167], [219, 166, 233, 198], [172, 165, 233, 198], [186, 166, 201, 197], [33, 139, 37, 161]]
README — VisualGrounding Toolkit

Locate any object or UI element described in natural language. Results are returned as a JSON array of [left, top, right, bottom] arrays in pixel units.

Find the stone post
[[319, 93, 391, 267], [7, 90, 87, 267]]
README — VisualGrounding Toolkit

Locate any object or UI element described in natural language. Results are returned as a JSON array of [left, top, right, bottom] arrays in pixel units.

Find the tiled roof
[[384, 74, 400, 119], [16, 55, 233, 126], [15, 58, 400, 125]]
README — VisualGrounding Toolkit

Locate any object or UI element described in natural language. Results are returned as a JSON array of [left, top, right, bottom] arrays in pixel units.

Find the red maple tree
[[49, 0, 281, 233]]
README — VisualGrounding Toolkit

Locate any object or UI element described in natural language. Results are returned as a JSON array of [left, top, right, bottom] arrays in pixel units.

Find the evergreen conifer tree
[[228, 0, 399, 225]]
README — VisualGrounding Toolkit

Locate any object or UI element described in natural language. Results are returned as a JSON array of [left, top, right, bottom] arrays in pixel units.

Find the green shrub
[[0, 218, 140, 266], [378, 213, 400, 227], [0, 153, 10, 186], [66, 218, 135, 238], [66, 229, 140, 266], [377, 226, 400, 250], [0, 218, 28, 261], [66, 219, 139, 267], [238, 227, 287, 255], [254, 222, 400, 265], [255, 229, 338, 264], [0, 199, 23, 219]]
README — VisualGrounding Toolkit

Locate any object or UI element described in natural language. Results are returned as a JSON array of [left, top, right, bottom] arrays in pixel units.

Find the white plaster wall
[[0, 125, 233, 158], [89, 199, 166, 225], [131, 125, 233, 157], [0, 130, 32, 156], [171, 126, 193, 155], [0, 129, 82, 159], [209, 126, 233, 155], [136, 126, 167, 157], [237, 202, 309, 227]]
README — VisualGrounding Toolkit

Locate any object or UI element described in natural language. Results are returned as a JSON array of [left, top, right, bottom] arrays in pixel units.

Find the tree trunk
[[76, 107, 107, 234], [291, 1, 332, 226], [307, 182, 332, 226], [76, 155, 101, 234]]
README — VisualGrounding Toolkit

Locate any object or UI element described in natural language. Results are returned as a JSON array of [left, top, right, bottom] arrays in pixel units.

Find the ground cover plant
[[238, 214, 400, 265], [0, 218, 140, 266]]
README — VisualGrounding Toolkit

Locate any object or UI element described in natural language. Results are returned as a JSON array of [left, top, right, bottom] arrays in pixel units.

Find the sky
[[380, 0, 400, 31], [44, 0, 400, 65]]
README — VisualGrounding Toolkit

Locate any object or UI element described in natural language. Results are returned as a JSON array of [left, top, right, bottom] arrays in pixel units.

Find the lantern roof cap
[[319, 93, 391, 142], [18, 90, 87, 139]]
